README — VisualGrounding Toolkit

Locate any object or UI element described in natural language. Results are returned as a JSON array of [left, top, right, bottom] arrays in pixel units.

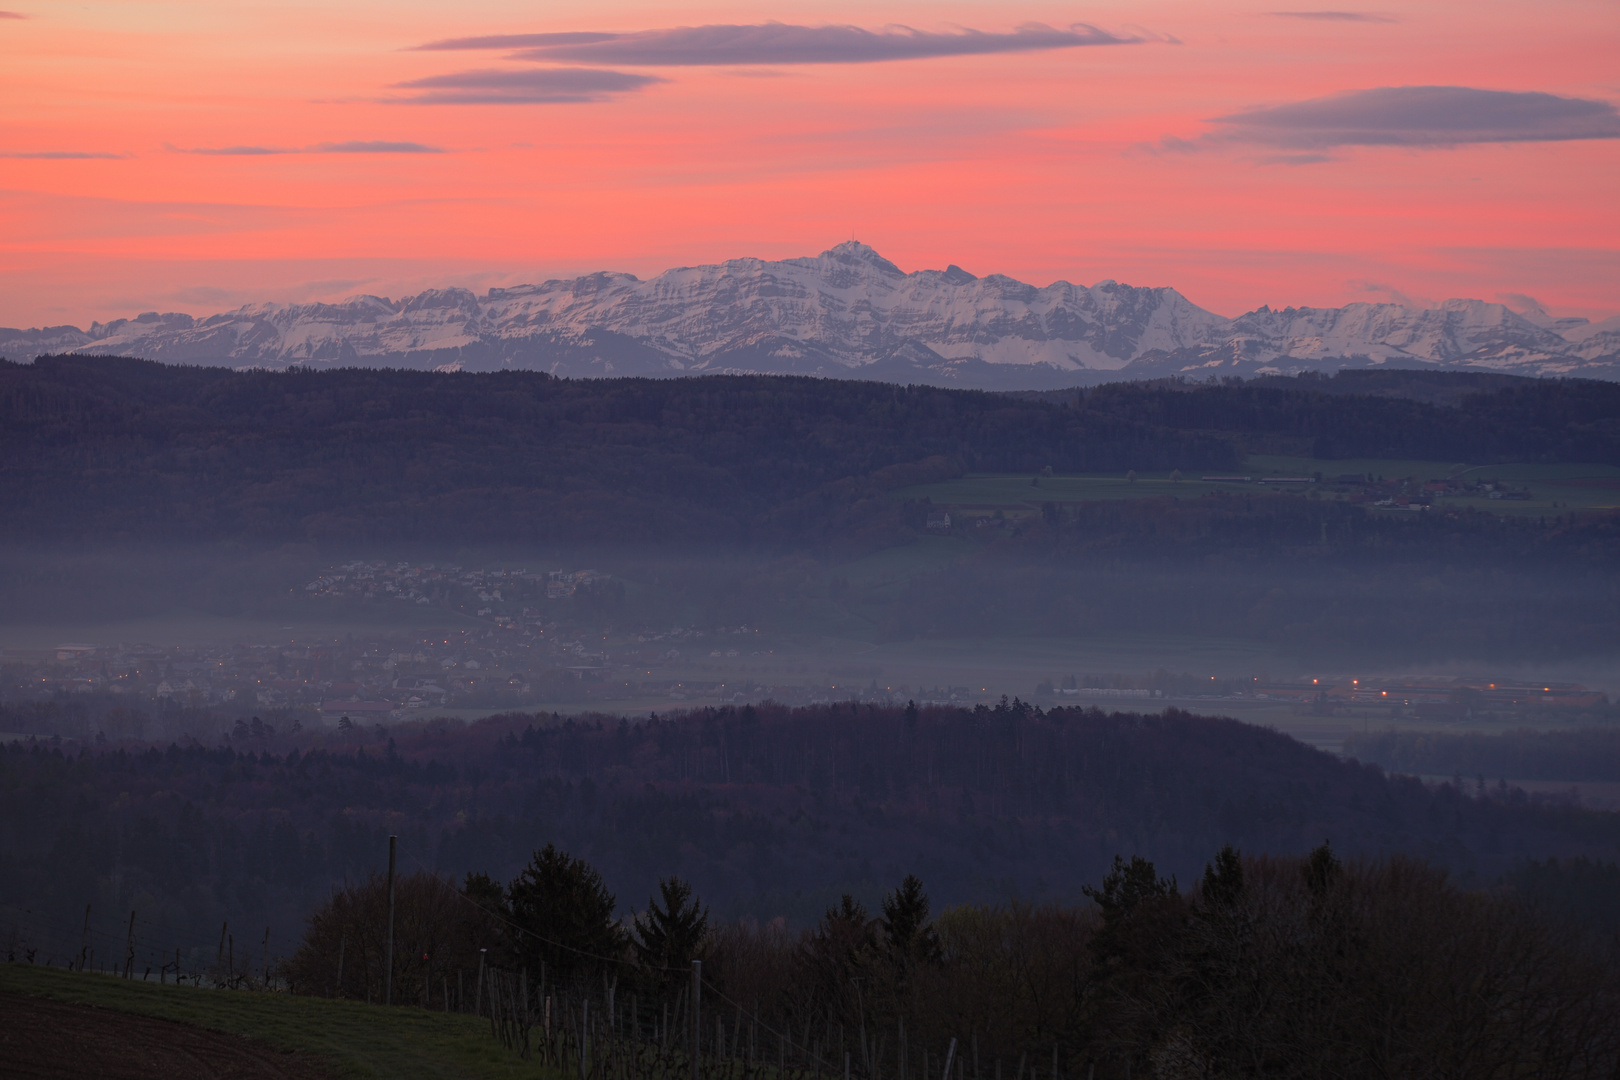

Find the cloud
[[173, 141, 444, 155], [1347, 279, 1417, 306], [1497, 291, 1547, 315], [0, 10, 26, 18], [1, 150, 124, 159], [418, 21, 1145, 66], [390, 67, 663, 104], [1205, 86, 1620, 149], [312, 141, 443, 153], [1263, 11, 1397, 21]]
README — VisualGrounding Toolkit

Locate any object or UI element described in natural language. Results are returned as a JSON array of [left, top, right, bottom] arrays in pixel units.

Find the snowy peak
[[2, 245, 1615, 388]]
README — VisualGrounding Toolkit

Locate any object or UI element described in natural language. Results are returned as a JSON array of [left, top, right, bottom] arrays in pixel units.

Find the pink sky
[[1, 0, 1616, 328]]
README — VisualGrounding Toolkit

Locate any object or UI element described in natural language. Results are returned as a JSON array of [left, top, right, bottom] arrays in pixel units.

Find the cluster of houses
[[301, 561, 606, 623], [1, 630, 568, 721]]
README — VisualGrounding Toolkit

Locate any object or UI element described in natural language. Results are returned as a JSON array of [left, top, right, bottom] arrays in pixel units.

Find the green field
[[0, 963, 552, 1080], [892, 456, 1620, 517]]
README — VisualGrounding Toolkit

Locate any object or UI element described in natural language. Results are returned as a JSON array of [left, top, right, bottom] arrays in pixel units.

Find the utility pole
[[384, 834, 397, 1006], [691, 959, 702, 1080]]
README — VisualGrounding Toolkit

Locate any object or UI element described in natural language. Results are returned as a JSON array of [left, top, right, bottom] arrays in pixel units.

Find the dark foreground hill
[[4, 702, 1618, 969]]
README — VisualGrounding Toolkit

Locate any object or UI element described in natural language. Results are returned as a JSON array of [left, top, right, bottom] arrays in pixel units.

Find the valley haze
[[6, 243, 1618, 389]]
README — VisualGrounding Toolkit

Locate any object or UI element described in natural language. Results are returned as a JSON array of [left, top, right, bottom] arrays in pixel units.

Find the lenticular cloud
[[1209, 85, 1620, 148], [392, 68, 665, 105], [418, 21, 1142, 66]]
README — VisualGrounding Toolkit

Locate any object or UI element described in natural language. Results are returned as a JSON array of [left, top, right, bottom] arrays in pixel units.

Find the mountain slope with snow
[[3, 243, 1614, 387]]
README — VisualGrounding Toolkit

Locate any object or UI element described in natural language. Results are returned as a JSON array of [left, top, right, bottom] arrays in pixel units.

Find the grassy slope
[[0, 963, 555, 1080]]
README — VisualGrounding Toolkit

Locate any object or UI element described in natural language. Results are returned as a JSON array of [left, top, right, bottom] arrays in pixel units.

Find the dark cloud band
[[391, 67, 664, 104], [418, 21, 1142, 66], [174, 141, 444, 155], [1209, 86, 1620, 148]]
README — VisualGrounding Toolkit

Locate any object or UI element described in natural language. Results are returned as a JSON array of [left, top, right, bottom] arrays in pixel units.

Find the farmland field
[[891, 457, 1620, 517]]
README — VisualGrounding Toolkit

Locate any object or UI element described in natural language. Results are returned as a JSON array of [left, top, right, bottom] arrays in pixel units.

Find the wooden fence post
[[124, 911, 135, 979], [384, 834, 396, 1006], [691, 960, 702, 1080]]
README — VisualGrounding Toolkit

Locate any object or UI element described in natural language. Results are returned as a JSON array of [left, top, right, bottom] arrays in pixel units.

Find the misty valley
[[5, 358, 1620, 1077]]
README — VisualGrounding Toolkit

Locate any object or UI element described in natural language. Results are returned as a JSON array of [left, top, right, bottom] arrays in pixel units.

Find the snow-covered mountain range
[[5, 242, 1617, 388]]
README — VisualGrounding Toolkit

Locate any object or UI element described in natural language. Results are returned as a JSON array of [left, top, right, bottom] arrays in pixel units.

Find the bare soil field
[[0, 992, 336, 1080]]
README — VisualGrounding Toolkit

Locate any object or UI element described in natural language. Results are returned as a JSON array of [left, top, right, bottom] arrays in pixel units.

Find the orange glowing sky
[[1, 0, 1616, 328]]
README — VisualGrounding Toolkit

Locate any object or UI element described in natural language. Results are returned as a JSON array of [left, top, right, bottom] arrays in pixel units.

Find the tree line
[[6, 701, 1620, 974], [286, 839, 1620, 1079]]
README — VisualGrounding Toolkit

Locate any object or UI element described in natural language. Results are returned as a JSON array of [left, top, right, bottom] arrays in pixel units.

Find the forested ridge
[[4, 358, 1619, 548], [4, 702, 1617, 971], [0, 357, 1231, 547]]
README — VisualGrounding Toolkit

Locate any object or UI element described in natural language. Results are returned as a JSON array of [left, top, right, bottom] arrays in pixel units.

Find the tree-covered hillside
[[4, 702, 1617, 969], [5, 359, 1620, 548]]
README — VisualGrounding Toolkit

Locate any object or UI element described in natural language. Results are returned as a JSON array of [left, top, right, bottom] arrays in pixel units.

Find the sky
[[1, 0, 1617, 328]]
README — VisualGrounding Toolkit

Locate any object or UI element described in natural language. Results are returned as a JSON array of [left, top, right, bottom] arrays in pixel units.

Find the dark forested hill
[[0, 357, 1233, 548], [4, 358, 1620, 549], [4, 702, 1618, 969]]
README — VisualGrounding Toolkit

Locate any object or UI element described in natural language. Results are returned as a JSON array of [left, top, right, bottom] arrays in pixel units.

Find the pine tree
[[506, 844, 625, 986], [880, 874, 940, 965], [632, 877, 708, 980]]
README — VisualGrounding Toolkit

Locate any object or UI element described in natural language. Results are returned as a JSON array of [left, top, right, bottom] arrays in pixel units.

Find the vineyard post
[[942, 1039, 957, 1080], [384, 834, 396, 1006], [124, 911, 135, 979], [520, 966, 530, 1058], [79, 903, 91, 971], [691, 960, 702, 1080], [263, 926, 270, 989], [336, 933, 346, 996], [476, 948, 486, 1015]]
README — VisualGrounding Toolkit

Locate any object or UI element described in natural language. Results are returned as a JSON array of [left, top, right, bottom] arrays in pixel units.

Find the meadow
[[0, 963, 546, 1080]]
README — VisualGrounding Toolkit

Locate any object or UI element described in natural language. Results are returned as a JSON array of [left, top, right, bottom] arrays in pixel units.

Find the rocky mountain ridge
[[5, 242, 1616, 388]]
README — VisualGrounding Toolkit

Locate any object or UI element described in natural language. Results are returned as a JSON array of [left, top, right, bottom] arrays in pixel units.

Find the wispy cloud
[[172, 140, 445, 155], [1348, 279, 1416, 306], [313, 141, 444, 153], [1496, 291, 1546, 315], [1, 150, 124, 159], [390, 67, 664, 104], [417, 21, 1147, 66], [0, 10, 27, 18], [1263, 11, 1397, 22], [1164, 86, 1620, 153]]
